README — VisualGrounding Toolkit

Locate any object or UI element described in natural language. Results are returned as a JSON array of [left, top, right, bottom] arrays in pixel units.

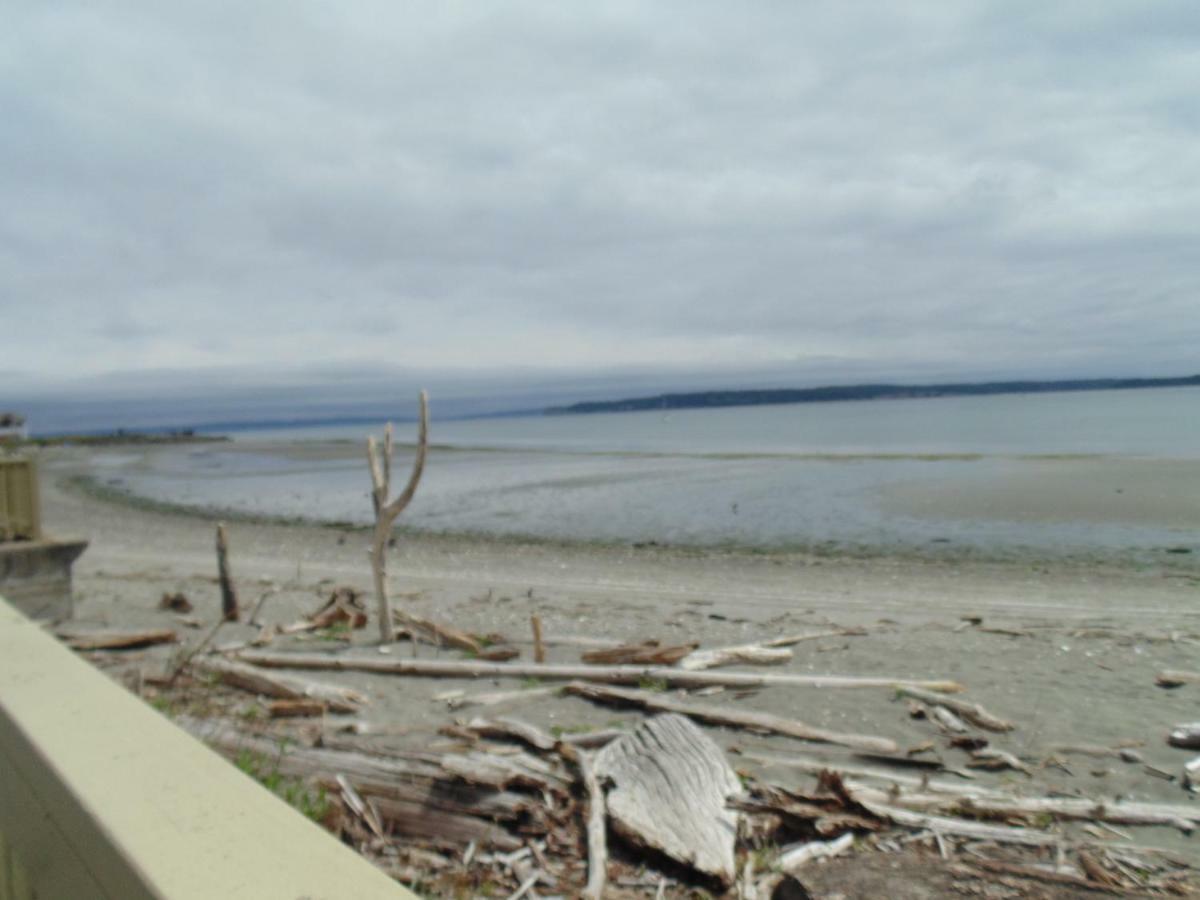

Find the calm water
[[92, 387, 1200, 558]]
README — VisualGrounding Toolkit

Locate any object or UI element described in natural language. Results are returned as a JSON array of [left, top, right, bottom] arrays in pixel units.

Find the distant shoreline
[[545, 374, 1200, 416]]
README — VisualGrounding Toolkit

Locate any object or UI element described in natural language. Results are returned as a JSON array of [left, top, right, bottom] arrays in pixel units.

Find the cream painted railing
[[0, 596, 417, 899]]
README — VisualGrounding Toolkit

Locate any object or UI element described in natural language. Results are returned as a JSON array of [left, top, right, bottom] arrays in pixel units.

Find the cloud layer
[[3, 1, 1198, 397]]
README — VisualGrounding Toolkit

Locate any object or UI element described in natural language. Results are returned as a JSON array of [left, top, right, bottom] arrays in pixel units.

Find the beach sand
[[36, 449, 1200, 866]]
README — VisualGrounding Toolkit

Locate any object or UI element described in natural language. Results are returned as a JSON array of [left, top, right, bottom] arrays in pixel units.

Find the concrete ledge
[[0, 595, 416, 899], [0, 538, 88, 621]]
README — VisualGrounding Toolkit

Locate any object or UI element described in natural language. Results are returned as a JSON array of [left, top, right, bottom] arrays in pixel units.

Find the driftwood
[[565, 682, 899, 754], [930, 706, 968, 734], [778, 832, 855, 873], [968, 748, 1033, 776], [306, 587, 368, 630], [192, 656, 367, 713], [1157, 670, 1200, 688], [677, 629, 867, 672], [530, 615, 545, 664], [237, 650, 964, 693], [62, 628, 178, 651], [159, 592, 192, 613], [594, 714, 741, 885], [268, 698, 327, 718], [678, 643, 792, 671], [556, 742, 607, 900], [463, 717, 557, 753], [896, 686, 1013, 731], [581, 641, 697, 666], [181, 717, 530, 849], [247, 586, 276, 627], [396, 615, 492, 655], [443, 684, 562, 711], [852, 795, 1060, 847], [1168, 723, 1200, 749], [366, 391, 429, 644], [215, 523, 239, 622]]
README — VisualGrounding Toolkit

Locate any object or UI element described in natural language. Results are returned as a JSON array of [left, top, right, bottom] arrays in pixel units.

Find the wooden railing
[[0, 595, 417, 899]]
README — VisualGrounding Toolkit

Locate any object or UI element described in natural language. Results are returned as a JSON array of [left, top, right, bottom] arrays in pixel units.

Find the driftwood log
[[565, 682, 899, 754], [236, 651, 963, 693], [594, 714, 742, 885], [366, 391, 429, 644], [192, 656, 367, 714]]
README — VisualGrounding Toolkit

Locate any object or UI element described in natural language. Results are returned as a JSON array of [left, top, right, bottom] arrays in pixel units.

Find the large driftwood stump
[[594, 713, 741, 886], [367, 391, 429, 644]]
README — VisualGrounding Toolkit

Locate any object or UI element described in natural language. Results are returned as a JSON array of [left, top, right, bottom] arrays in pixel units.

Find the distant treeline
[[9, 429, 229, 447], [545, 375, 1200, 416]]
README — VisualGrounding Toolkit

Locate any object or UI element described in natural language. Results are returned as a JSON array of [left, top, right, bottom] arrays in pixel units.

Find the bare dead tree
[[366, 391, 429, 644]]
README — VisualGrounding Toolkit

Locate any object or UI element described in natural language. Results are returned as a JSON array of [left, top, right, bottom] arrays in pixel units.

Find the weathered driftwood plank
[[237, 650, 964, 693], [62, 628, 178, 651], [594, 714, 742, 885], [193, 656, 367, 713], [565, 682, 899, 754], [678, 643, 793, 671], [581, 641, 697, 666], [896, 686, 1013, 731]]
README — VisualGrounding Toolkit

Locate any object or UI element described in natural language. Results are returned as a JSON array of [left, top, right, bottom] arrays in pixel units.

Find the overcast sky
[[3, 1, 1198, 424]]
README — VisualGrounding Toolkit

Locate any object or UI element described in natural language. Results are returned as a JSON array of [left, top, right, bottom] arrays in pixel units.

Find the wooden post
[[531, 615, 545, 664], [367, 392, 429, 644], [215, 523, 239, 622]]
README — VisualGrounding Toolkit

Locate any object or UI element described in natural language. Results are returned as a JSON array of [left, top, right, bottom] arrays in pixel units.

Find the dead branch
[[556, 742, 607, 900], [61, 628, 178, 651], [678, 642, 793, 671], [895, 686, 1013, 731], [236, 650, 964, 693], [367, 390, 429, 644], [215, 522, 239, 622], [581, 640, 697, 665], [565, 681, 900, 753]]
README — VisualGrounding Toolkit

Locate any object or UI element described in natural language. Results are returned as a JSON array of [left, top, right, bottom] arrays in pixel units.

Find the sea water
[[90, 387, 1200, 559]]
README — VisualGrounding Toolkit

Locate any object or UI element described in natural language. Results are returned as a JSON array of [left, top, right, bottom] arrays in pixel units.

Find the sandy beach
[[32, 445, 1200, 873]]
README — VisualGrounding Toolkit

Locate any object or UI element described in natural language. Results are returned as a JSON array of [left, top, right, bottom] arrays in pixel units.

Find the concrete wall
[[0, 595, 418, 900]]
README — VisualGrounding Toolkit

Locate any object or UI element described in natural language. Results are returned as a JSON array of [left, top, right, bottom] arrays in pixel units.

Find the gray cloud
[[2, 0, 1198, 405]]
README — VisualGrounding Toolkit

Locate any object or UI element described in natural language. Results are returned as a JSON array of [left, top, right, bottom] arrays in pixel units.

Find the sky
[[3, 2, 1199, 429]]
